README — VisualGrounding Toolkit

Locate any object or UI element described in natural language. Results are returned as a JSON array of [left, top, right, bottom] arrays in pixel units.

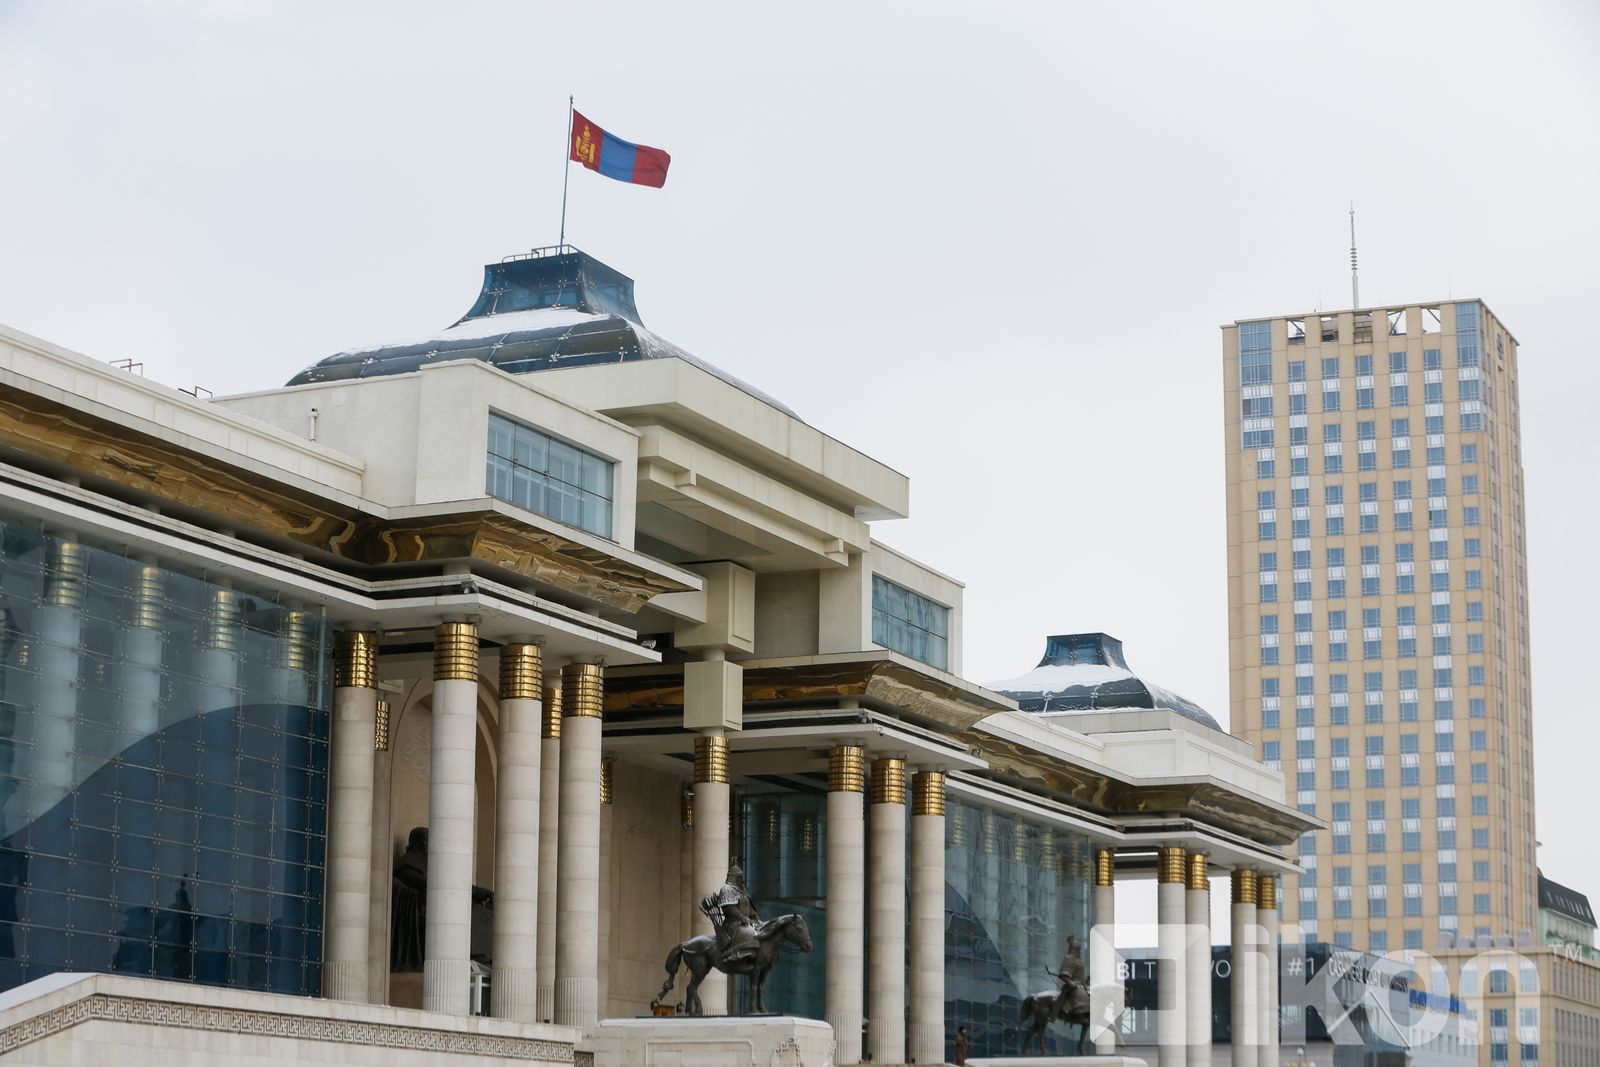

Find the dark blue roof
[[985, 633, 1222, 730], [285, 248, 799, 419]]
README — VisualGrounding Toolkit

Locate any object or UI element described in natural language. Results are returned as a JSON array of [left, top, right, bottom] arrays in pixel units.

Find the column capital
[[560, 661, 603, 717], [130, 562, 163, 629], [1157, 845, 1186, 884], [600, 757, 615, 805], [499, 643, 543, 700], [694, 733, 729, 784], [279, 610, 316, 672], [828, 745, 865, 793], [1232, 867, 1258, 904], [1257, 874, 1277, 909], [44, 539, 87, 607], [870, 757, 906, 805], [1096, 847, 1116, 886], [541, 682, 563, 738], [911, 770, 945, 816], [433, 621, 478, 682], [203, 587, 242, 651], [334, 630, 379, 689], [1187, 851, 1210, 892], [374, 698, 391, 751]]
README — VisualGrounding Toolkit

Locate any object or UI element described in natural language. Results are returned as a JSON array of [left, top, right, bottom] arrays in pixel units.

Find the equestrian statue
[[1018, 934, 1092, 1055], [653, 864, 813, 1015]]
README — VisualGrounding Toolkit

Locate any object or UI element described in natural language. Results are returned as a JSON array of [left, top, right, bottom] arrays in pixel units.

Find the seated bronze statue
[[390, 827, 495, 973]]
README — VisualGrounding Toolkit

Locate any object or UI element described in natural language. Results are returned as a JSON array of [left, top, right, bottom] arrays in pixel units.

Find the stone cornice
[[0, 385, 688, 612]]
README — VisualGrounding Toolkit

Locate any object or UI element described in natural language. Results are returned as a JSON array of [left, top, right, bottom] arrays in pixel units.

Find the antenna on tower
[[1349, 202, 1360, 309]]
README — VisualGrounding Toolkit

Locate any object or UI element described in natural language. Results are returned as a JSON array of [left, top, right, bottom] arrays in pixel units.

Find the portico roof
[[602, 652, 1318, 850]]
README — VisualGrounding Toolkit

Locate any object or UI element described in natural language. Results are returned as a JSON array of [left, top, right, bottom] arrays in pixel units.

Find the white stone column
[[1091, 849, 1119, 1055], [555, 661, 603, 1030], [826, 745, 866, 1066], [325, 630, 379, 1003], [491, 642, 543, 1022], [29, 539, 85, 818], [115, 561, 165, 747], [536, 679, 562, 1023], [1258, 875, 1280, 1064], [1185, 852, 1212, 1067], [692, 732, 731, 1015], [598, 757, 614, 1017], [367, 698, 393, 1006], [868, 757, 906, 1067], [1230, 869, 1259, 1067], [1156, 846, 1188, 1067], [908, 770, 946, 1067], [679, 789, 696, 946], [424, 621, 479, 1016]]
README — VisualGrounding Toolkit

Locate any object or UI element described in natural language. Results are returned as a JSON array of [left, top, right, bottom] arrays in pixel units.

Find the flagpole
[[558, 95, 573, 251]]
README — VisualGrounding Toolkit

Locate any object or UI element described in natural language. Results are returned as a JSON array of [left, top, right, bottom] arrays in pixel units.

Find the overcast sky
[[3, 1, 1598, 917]]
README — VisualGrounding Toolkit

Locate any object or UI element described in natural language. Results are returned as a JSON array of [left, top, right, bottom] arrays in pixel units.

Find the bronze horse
[[652, 913, 812, 1015], [1018, 969, 1090, 1055]]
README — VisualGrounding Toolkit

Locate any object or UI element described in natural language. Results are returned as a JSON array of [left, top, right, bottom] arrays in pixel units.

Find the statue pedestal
[[970, 1058, 1148, 1067], [588, 1015, 834, 1067]]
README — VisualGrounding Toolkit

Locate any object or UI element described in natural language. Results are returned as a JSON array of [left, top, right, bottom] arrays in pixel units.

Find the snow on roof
[[338, 306, 602, 355], [983, 661, 1135, 695]]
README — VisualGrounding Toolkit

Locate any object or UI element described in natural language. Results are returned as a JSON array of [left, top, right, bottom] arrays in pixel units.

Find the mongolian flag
[[569, 110, 671, 188]]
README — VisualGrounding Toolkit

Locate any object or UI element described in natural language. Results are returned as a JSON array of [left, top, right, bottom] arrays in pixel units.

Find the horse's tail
[[652, 943, 684, 1009]]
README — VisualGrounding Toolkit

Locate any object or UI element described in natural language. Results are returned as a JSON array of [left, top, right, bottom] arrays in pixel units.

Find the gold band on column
[[1095, 848, 1115, 886], [870, 757, 906, 805], [499, 643, 542, 700], [1157, 846, 1186, 884], [542, 683, 563, 738], [280, 610, 314, 672], [1258, 874, 1277, 909], [911, 770, 946, 816], [202, 588, 241, 652], [949, 807, 970, 846], [981, 811, 999, 855], [334, 630, 378, 689], [600, 757, 614, 805], [1232, 868, 1258, 904], [44, 540, 87, 608], [1187, 851, 1210, 891], [561, 662, 603, 717], [1011, 823, 1029, 863], [694, 734, 729, 784], [433, 621, 478, 682], [130, 564, 163, 629], [1040, 831, 1057, 872], [680, 788, 694, 829], [828, 745, 865, 792], [374, 698, 391, 751]]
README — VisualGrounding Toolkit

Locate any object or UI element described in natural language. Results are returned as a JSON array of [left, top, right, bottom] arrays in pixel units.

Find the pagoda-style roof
[[285, 247, 800, 419], [985, 632, 1222, 730]]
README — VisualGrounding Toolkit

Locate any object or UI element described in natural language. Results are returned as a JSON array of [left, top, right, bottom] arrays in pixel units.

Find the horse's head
[[779, 913, 812, 952]]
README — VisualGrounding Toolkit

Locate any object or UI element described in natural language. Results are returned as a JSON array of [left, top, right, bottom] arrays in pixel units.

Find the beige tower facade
[[1224, 301, 1537, 954]]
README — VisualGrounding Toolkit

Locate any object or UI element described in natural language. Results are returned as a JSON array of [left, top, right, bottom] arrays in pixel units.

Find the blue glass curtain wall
[[944, 797, 1094, 1060], [736, 791, 827, 1018], [0, 520, 331, 995], [733, 788, 1095, 1062]]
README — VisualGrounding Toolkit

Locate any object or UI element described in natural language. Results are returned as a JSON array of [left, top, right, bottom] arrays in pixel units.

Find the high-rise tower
[[1224, 302, 1535, 952]]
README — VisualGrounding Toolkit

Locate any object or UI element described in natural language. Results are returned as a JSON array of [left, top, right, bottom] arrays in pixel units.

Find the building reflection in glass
[[0, 520, 331, 996]]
